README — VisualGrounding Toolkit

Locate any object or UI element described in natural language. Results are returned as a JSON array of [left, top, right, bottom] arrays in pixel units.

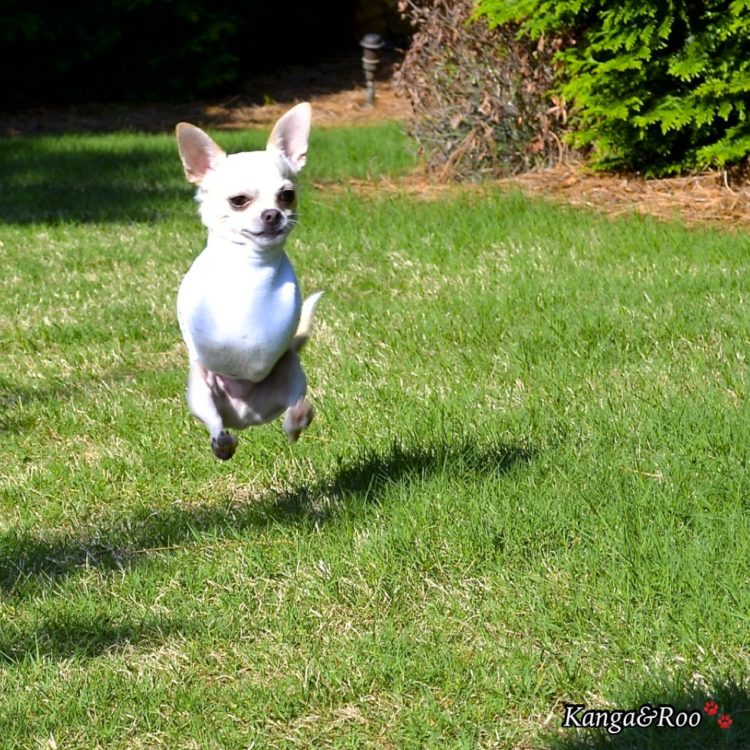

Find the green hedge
[[476, 0, 750, 175]]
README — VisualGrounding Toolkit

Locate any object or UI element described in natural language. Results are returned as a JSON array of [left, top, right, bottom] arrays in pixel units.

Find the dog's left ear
[[267, 102, 311, 173], [176, 123, 226, 184]]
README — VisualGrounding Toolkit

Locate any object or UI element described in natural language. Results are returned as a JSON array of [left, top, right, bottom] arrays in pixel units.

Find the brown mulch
[[498, 163, 750, 230], [319, 163, 750, 231], [0, 83, 409, 137], [0, 55, 409, 136], [202, 84, 410, 130], [1, 59, 747, 231]]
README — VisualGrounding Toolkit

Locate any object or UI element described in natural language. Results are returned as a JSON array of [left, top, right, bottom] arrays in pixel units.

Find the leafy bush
[[394, 0, 569, 178], [0, 0, 368, 105], [1, 0, 244, 104], [477, 0, 750, 175]]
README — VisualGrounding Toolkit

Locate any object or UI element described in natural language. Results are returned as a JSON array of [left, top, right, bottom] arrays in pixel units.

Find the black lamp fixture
[[360, 33, 385, 107]]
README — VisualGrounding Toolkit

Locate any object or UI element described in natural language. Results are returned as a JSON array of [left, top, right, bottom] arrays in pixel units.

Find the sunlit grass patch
[[1, 124, 749, 748]]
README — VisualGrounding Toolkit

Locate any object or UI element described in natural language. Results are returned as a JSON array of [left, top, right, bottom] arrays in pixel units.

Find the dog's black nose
[[261, 209, 282, 228]]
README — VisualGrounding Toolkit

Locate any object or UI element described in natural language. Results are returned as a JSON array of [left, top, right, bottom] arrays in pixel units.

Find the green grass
[[1, 121, 750, 749]]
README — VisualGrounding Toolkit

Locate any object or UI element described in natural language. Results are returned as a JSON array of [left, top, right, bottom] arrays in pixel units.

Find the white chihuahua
[[175, 102, 322, 460]]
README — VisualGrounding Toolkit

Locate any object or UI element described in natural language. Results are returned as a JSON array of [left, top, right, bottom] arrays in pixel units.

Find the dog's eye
[[229, 194, 251, 209], [278, 189, 295, 205]]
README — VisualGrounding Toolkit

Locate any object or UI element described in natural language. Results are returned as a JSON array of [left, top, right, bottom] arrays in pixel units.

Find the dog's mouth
[[241, 227, 288, 242]]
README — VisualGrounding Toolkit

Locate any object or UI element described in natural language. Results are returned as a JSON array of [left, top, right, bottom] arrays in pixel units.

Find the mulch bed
[[499, 164, 750, 231], [319, 164, 750, 231], [0, 84, 410, 136], [0, 56, 409, 135]]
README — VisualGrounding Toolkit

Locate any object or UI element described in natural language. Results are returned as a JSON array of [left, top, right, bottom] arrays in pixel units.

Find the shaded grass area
[[0, 121, 415, 224], [1, 124, 750, 748], [0, 437, 531, 598]]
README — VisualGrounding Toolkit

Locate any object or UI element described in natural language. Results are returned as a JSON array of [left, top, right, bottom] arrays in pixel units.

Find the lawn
[[1, 120, 749, 749]]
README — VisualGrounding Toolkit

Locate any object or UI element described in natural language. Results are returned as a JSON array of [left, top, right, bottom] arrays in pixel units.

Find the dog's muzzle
[[243, 209, 290, 242]]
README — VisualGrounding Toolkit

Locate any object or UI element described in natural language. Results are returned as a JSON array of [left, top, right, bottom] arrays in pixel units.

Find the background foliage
[[0, 0, 405, 105], [477, 0, 750, 175]]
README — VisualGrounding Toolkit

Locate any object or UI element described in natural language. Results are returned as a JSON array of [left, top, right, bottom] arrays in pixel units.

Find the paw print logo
[[718, 714, 733, 730], [703, 699, 733, 730], [703, 700, 719, 717]]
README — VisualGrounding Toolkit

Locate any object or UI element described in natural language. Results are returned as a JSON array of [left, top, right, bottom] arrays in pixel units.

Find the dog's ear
[[267, 102, 311, 173], [176, 123, 226, 184]]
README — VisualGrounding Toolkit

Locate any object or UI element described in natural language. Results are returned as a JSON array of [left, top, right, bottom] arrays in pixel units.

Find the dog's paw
[[211, 430, 238, 460], [283, 400, 315, 443]]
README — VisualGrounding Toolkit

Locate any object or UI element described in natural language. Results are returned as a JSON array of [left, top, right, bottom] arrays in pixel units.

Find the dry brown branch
[[394, 0, 572, 178]]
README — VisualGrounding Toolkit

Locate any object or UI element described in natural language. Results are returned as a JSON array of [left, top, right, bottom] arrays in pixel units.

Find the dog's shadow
[[0, 436, 533, 594]]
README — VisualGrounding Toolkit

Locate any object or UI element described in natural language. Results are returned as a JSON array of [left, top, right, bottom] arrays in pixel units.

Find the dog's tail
[[291, 291, 324, 352]]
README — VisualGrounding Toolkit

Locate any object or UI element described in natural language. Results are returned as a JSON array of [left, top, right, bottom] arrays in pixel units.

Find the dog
[[175, 102, 322, 460]]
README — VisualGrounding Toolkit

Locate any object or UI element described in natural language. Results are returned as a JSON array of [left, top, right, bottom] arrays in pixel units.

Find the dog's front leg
[[186, 360, 238, 460]]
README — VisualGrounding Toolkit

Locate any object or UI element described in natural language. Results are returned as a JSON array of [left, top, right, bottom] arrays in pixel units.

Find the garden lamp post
[[360, 33, 385, 107]]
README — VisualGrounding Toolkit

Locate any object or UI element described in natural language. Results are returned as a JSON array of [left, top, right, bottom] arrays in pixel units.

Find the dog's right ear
[[267, 103, 311, 174], [176, 123, 226, 184]]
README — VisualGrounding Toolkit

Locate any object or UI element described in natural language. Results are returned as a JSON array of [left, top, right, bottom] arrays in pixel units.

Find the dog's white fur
[[175, 103, 322, 459]]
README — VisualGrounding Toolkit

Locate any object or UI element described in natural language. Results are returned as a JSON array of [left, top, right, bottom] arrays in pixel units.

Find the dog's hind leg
[[279, 293, 322, 442], [272, 352, 315, 443], [186, 360, 238, 460], [282, 398, 315, 443], [227, 349, 315, 443]]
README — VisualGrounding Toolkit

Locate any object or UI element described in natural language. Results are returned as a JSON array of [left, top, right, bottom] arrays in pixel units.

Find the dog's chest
[[178, 248, 301, 381]]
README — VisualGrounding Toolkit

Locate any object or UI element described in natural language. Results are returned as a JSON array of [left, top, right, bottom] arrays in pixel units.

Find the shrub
[[394, 0, 569, 178], [0, 0, 374, 105], [1, 0, 244, 104], [477, 0, 750, 175]]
